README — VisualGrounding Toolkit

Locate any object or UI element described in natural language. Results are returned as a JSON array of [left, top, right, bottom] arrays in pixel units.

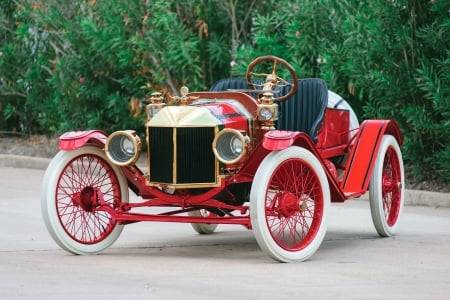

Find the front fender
[[261, 130, 347, 203], [262, 130, 301, 150], [59, 130, 108, 151]]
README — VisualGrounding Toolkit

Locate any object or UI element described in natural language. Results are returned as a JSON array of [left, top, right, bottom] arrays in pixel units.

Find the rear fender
[[59, 130, 108, 151], [341, 120, 402, 195]]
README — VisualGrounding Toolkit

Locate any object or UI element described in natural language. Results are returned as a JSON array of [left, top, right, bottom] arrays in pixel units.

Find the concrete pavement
[[1, 166, 450, 299], [1, 154, 448, 208]]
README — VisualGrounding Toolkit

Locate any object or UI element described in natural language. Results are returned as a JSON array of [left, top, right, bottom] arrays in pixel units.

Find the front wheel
[[369, 135, 405, 236], [250, 146, 330, 262], [41, 146, 129, 254]]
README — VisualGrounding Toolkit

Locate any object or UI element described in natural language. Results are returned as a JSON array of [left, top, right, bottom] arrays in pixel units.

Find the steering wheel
[[246, 55, 298, 102]]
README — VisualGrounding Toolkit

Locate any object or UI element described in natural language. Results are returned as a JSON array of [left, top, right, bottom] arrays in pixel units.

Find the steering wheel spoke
[[276, 76, 292, 86], [246, 55, 298, 102]]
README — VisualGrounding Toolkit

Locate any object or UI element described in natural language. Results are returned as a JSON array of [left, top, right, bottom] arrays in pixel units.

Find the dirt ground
[[0, 134, 448, 193]]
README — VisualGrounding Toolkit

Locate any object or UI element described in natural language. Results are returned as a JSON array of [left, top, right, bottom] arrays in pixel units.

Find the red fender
[[57, 130, 149, 199], [59, 130, 108, 150], [263, 130, 299, 150], [341, 120, 402, 195], [262, 130, 347, 203], [261, 120, 402, 201]]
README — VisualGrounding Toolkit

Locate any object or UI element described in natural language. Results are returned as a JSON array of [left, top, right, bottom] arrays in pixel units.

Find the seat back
[[277, 78, 328, 142], [210, 77, 328, 142], [210, 78, 249, 91], [210, 77, 262, 98]]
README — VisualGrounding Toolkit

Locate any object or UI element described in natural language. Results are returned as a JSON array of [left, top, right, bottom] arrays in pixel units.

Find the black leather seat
[[210, 77, 261, 98], [277, 78, 328, 142], [210, 77, 250, 91], [210, 77, 328, 142]]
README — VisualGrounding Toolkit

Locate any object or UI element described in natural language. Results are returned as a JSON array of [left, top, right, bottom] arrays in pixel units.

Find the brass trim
[[105, 130, 142, 166], [257, 100, 279, 130], [173, 127, 177, 183], [148, 106, 221, 127], [147, 176, 224, 189], [146, 126, 221, 189], [212, 128, 248, 165]]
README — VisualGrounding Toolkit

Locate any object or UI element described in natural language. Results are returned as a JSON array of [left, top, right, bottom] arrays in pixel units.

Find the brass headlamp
[[257, 92, 279, 130], [145, 92, 166, 123], [105, 130, 142, 166]]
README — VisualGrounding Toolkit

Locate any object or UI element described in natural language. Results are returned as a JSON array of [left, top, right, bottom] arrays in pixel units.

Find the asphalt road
[[1, 166, 450, 300]]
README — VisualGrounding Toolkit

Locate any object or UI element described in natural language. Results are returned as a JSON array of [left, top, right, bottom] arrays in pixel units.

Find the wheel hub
[[278, 192, 303, 217], [77, 186, 99, 212], [382, 176, 402, 194]]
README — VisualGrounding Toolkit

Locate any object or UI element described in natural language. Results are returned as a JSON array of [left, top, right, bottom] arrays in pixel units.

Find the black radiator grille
[[148, 127, 216, 185], [149, 127, 173, 183]]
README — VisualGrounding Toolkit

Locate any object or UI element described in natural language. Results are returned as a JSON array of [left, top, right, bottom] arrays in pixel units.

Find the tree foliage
[[233, 0, 449, 180], [0, 0, 449, 180]]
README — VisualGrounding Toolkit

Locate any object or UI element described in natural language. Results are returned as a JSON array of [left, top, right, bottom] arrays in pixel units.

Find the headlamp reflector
[[213, 129, 247, 164], [105, 130, 141, 166], [258, 107, 273, 121]]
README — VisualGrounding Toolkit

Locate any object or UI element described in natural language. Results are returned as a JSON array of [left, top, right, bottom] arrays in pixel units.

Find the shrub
[[1, 0, 448, 181], [234, 0, 450, 180]]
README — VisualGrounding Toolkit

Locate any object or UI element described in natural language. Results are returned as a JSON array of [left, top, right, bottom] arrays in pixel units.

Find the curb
[[0, 154, 51, 170], [1, 154, 448, 208], [404, 190, 450, 208]]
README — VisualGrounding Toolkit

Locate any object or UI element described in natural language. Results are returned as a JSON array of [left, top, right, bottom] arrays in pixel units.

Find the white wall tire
[[189, 209, 218, 234], [369, 135, 405, 237], [250, 146, 330, 262], [41, 146, 129, 254]]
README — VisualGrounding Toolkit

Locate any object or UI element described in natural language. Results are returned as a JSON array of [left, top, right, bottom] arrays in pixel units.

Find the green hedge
[[1, 0, 448, 180]]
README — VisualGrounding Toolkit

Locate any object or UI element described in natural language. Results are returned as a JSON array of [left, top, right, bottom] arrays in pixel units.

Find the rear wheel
[[369, 135, 404, 236], [41, 146, 128, 254], [250, 146, 330, 262], [189, 209, 218, 234]]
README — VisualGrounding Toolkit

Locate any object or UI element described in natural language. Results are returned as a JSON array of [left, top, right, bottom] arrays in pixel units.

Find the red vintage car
[[41, 55, 405, 262]]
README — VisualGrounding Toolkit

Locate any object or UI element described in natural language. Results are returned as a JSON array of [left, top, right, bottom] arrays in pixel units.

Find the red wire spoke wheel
[[369, 135, 405, 236], [250, 146, 330, 262], [42, 146, 128, 254]]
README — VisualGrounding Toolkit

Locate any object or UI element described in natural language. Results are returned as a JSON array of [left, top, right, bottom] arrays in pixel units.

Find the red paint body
[[54, 92, 402, 226], [42, 57, 405, 262]]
